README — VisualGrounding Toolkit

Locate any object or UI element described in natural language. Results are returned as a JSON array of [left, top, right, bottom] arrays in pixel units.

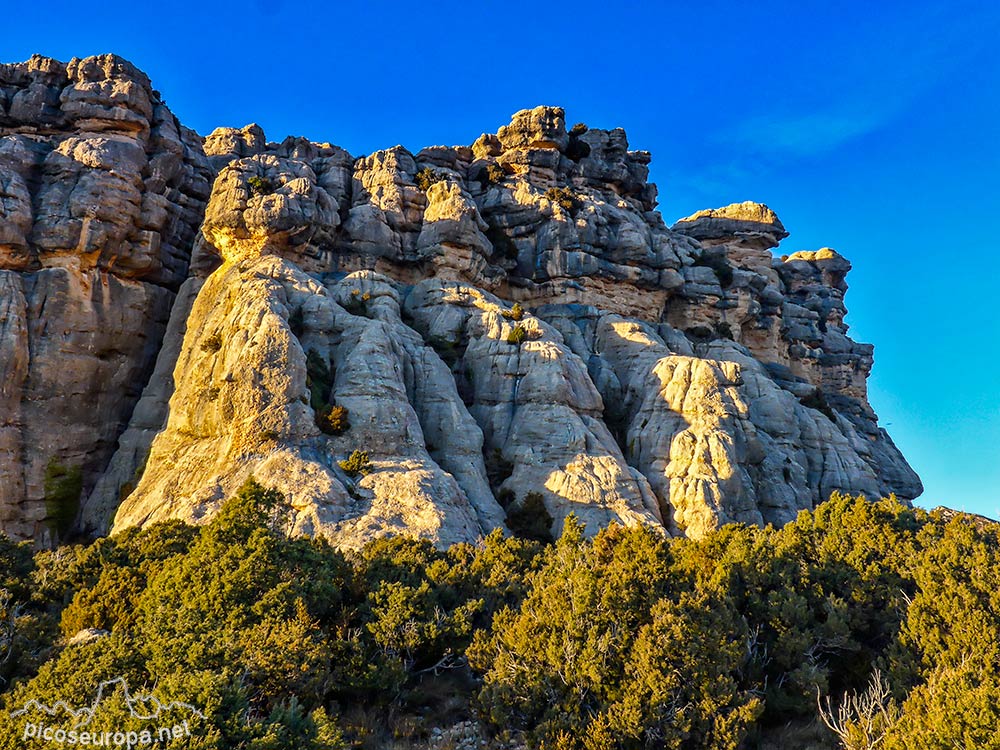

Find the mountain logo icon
[[11, 676, 205, 730]]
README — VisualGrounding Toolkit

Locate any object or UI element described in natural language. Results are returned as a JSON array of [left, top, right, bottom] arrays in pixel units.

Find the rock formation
[[0, 55, 921, 547], [0, 54, 211, 544]]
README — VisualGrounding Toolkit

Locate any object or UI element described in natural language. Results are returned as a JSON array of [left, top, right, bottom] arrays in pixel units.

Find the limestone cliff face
[[0, 55, 921, 546], [0, 55, 212, 543]]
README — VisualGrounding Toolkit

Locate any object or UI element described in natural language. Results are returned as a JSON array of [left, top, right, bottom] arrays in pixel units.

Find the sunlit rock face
[[0, 55, 921, 546]]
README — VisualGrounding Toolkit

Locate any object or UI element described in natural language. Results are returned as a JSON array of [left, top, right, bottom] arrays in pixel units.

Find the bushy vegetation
[[415, 168, 446, 192], [306, 349, 351, 435], [317, 404, 351, 435], [339, 450, 373, 477], [506, 325, 527, 346], [544, 186, 582, 214], [478, 163, 507, 185], [501, 302, 524, 321], [344, 289, 372, 317], [247, 175, 275, 196], [3, 489, 1000, 749]]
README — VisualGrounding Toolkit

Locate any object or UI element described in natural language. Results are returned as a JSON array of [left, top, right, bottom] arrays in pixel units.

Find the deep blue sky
[[6, 0, 999, 514]]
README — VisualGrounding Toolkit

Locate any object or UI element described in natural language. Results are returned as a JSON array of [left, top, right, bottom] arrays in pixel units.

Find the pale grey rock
[[0, 63, 922, 545], [111, 258, 506, 549]]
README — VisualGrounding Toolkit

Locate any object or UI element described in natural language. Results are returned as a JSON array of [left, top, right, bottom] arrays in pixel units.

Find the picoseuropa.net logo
[[11, 677, 205, 747]]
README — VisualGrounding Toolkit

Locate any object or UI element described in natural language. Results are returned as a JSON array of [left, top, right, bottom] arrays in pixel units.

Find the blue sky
[[5, 0, 999, 514]]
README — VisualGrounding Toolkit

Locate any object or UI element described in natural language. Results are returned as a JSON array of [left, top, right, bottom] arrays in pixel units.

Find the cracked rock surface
[[0, 56, 920, 545]]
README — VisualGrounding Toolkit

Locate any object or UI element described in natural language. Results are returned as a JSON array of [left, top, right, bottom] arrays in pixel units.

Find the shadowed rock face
[[0, 54, 212, 543], [0, 57, 921, 546]]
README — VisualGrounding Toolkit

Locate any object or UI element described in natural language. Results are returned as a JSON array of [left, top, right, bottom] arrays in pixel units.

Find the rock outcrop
[[0, 54, 211, 543], [0, 56, 921, 546]]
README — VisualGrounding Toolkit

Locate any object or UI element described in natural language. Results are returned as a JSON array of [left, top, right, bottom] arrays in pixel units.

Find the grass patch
[[544, 186, 582, 214], [501, 303, 524, 321]]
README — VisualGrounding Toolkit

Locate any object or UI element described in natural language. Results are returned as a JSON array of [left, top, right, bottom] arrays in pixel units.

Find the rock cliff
[[0, 54, 211, 544], [0, 55, 921, 547]]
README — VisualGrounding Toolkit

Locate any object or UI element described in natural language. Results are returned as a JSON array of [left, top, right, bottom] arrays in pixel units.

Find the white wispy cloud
[[717, 3, 999, 159], [722, 110, 890, 157]]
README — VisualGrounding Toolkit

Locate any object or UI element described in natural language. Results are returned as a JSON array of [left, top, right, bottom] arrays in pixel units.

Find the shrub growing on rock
[[506, 325, 527, 345], [247, 175, 275, 195], [544, 186, 582, 214], [482, 163, 506, 184], [316, 404, 350, 435], [339, 450, 373, 477], [415, 167, 446, 191], [501, 302, 524, 321]]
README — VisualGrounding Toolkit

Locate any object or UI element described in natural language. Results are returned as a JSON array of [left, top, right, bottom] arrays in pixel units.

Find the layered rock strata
[[0, 54, 211, 542], [0, 54, 920, 545]]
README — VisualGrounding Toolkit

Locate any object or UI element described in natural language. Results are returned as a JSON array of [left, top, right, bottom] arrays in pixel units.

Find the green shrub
[[59, 565, 145, 636], [415, 167, 446, 191], [317, 404, 350, 435], [544, 186, 582, 214], [479, 163, 506, 185], [501, 302, 524, 321], [469, 519, 761, 749], [17, 480, 1000, 748], [248, 175, 275, 195], [339, 450, 373, 477], [506, 325, 527, 345], [344, 289, 371, 316], [569, 122, 588, 136]]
